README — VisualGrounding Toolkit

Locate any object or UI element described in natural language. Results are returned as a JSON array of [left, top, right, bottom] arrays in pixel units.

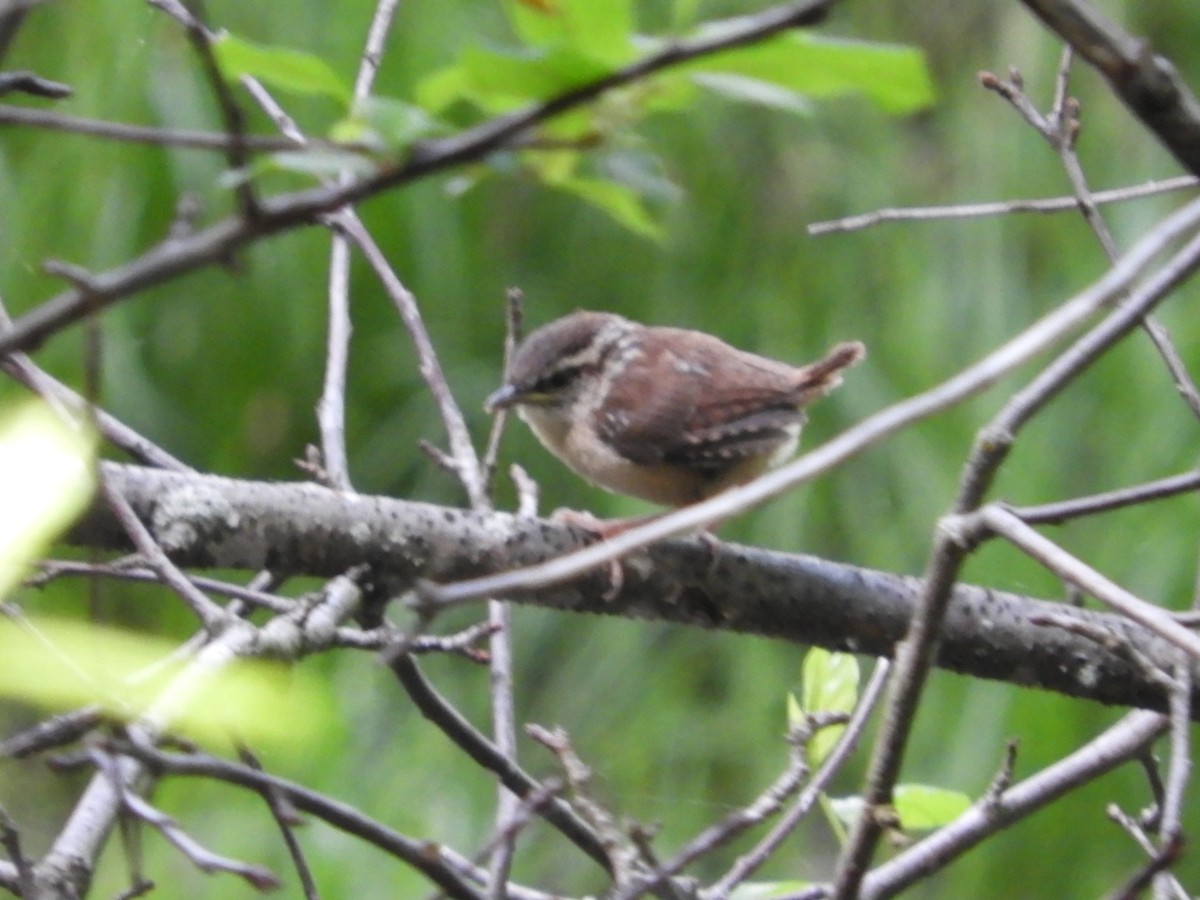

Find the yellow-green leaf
[[894, 784, 972, 830], [678, 32, 935, 115], [800, 648, 858, 764], [0, 615, 337, 753], [0, 401, 95, 598], [551, 175, 662, 240], [212, 33, 351, 103]]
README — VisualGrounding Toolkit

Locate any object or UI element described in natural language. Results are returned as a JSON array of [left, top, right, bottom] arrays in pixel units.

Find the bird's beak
[[484, 383, 519, 413]]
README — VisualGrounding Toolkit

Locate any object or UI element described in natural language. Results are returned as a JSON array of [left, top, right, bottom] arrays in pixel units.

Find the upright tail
[[794, 340, 866, 401]]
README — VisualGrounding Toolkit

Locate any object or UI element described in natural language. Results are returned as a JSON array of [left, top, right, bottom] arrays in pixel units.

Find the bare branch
[[74, 461, 1200, 718], [978, 505, 1200, 662], [1018, 0, 1200, 174], [702, 660, 892, 899], [390, 655, 611, 872], [844, 711, 1169, 900], [1008, 470, 1200, 524], [0, 103, 314, 151], [0, 69, 70, 98], [807, 176, 1199, 236], [105, 741, 489, 900]]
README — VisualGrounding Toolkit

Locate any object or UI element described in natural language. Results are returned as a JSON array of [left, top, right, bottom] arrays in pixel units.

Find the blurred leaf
[[786, 690, 804, 730], [551, 174, 662, 239], [675, 32, 935, 114], [0, 615, 337, 752], [263, 149, 379, 179], [502, 0, 634, 64], [0, 401, 95, 598], [801, 648, 858, 764], [213, 32, 351, 103], [690, 72, 814, 115], [461, 44, 611, 112], [894, 784, 972, 830], [335, 97, 449, 153], [827, 785, 971, 832], [828, 794, 865, 826], [730, 881, 812, 899]]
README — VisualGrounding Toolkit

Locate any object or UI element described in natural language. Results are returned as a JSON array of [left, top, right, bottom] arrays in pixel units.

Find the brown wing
[[593, 328, 808, 473]]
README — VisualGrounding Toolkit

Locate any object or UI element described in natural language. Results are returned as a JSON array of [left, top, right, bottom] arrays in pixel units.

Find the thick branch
[[70, 462, 1200, 719], [1020, 0, 1200, 174]]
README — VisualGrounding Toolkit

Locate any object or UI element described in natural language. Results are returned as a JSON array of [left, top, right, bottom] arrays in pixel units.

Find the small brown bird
[[485, 311, 865, 508]]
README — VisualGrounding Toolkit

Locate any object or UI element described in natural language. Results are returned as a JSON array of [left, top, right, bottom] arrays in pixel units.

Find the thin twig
[[98, 480, 227, 627], [0, 805, 36, 897], [96, 749, 281, 890], [707, 660, 891, 898], [807, 176, 1199, 235], [978, 505, 1200, 661], [0, 293, 189, 472], [1155, 656, 1191, 900], [0, 69, 71, 98], [1008, 470, 1200, 524], [841, 711, 1170, 900], [109, 741, 490, 900], [987, 52, 1200, 421], [30, 560, 293, 614], [830, 197, 1200, 899], [0, 707, 104, 759], [334, 211, 488, 507], [314, 0, 403, 493], [176, 0, 258, 219], [1107, 806, 1189, 900], [238, 745, 318, 900], [482, 289, 524, 494], [0, 103, 317, 150], [389, 655, 611, 872]]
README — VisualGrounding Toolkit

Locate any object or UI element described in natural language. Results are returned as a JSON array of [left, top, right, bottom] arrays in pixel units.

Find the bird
[[485, 310, 865, 509]]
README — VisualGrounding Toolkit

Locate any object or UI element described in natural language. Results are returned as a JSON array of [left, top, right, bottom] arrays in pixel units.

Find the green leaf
[[502, 0, 635, 65], [212, 32, 351, 103], [828, 794, 865, 827], [827, 786, 972, 833], [0, 401, 95, 598], [463, 44, 611, 112], [894, 784, 972, 830], [690, 73, 813, 115], [786, 691, 804, 730], [801, 648, 859, 714], [800, 648, 858, 764], [677, 32, 935, 115], [551, 174, 662, 239], [336, 97, 448, 153], [0, 615, 337, 753]]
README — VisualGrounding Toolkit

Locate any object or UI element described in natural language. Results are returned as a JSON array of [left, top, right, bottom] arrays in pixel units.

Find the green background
[[2, 0, 1199, 897]]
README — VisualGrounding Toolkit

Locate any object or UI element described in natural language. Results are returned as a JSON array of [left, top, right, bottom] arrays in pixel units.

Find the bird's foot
[[550, 509, 662, 600]]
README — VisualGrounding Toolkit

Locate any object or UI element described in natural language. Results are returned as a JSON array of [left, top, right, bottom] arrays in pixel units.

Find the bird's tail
[[794, 341, 867, 400]]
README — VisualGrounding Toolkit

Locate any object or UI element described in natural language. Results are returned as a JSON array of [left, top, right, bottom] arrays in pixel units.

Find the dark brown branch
[[69, 462, 1200, 720], [0, 70, 70, 98], [1019, 0, 1200, 174], [105, 742, 488, 900], [390, 656, 611, 872]]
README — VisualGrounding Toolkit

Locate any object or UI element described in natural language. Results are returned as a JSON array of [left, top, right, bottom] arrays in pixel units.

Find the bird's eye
[[539, 368, 576, 392]]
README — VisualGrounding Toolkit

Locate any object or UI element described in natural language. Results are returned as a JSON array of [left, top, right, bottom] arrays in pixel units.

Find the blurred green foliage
[[2, 0, 1200, 897]]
